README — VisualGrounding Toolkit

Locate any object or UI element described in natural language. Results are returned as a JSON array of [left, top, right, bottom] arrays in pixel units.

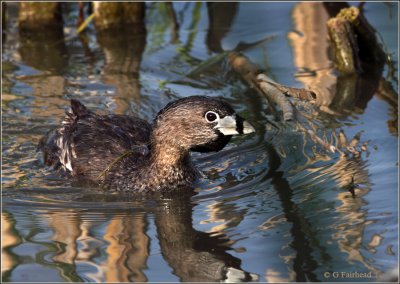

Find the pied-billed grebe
[[39, 96, 255, 192]]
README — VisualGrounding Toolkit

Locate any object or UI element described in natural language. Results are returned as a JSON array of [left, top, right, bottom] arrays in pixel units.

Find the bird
[[38, 96, 255, 193]]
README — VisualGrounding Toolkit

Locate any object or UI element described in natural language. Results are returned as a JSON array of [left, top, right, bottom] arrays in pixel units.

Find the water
[[2, 2, 398, 282]]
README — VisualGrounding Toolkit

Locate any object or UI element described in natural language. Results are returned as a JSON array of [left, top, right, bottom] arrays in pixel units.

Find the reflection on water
[[2, 194, 258, 282], [2, 2, 398, 282], [288, 2, 335, 109], [289, 2, 387, 118], [1, 212, 22, 278], [96, 11, 146, 114]]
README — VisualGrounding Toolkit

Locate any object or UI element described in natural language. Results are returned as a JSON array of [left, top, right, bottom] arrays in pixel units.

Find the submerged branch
[[226, 51, 337, 153], [257, 74, 294, 121], [227, 51, 316, 122], [266, 81, 317, 101]]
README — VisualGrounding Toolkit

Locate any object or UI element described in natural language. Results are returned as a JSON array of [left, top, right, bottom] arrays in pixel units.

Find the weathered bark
[[290, 2, 385, 116], [18, 2, 63, 30], [227, 51, 337, 152], [260, 75, 317, 101], [227, 51, 316, 121], [336, 6, 386, 63], [93, 2, 145, 31], [227, 51, 280, 118], [327, 6, 386, 74], [257, 74, 294, 121], [327, 17, 362, 74]]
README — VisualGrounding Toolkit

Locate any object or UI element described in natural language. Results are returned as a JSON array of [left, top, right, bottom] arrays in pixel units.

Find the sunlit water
[[2, 2, 398, 282]]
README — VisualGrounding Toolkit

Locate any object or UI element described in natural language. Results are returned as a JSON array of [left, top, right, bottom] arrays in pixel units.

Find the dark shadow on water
[[264, 144, 319, 281], [263, 130, 376, 280], [206, 2, 238, 53]]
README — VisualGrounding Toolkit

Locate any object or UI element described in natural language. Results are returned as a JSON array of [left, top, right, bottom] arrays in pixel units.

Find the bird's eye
[[205, 111, 219, 122]]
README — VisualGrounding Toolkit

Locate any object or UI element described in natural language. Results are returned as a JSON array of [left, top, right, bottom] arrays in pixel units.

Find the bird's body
[[38, 96, 255, 193]]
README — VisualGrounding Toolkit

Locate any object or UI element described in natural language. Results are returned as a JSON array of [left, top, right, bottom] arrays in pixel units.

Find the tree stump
[[327, 17, 361, 74], [93, 2, 145, 31], [327, 6, 386, 74], [18, 2, 62, 30]]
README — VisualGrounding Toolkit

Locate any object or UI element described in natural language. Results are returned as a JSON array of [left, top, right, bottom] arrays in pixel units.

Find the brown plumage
[[38, 96, 255, 193]]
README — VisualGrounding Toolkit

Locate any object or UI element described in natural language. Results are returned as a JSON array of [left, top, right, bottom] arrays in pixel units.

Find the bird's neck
[[149, 126, 190, 169], [132, 139, 197, 191]]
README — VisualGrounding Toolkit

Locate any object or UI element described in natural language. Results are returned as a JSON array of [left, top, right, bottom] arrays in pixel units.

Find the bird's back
[[38, 100, 152, 183]]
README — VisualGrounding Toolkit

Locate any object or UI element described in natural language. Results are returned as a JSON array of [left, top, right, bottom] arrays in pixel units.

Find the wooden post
[[93, 2, 145, 31], [336, 6, 386, 63], [18, 2, 62, 30], [327, 17, 361, 74], [327, 6, 386, 74]]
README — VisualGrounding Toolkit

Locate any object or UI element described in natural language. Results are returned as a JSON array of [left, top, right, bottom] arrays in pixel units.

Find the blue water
[[2, 2, 398, 282]]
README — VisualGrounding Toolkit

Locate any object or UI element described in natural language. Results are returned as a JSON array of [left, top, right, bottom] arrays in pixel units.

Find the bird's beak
[[214, 115, 255, 135]]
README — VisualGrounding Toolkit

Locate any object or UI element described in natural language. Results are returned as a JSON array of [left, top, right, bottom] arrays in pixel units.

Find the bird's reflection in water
[[155, 193, 257, 282], [37, 190, 257, 282]]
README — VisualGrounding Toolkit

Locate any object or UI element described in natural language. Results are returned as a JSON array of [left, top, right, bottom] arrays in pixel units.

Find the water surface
[[2, 2, 398, 282]]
